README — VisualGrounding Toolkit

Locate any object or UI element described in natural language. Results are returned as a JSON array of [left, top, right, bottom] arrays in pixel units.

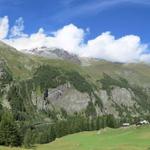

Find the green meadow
[[1, 125, 150, 150]]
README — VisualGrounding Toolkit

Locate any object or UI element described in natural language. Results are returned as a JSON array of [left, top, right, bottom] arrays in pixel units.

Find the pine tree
[[23, 128, 33, 148], [0, 111, 21, 146], [49, 126, 56, 142], [106, 114, 116, 128]]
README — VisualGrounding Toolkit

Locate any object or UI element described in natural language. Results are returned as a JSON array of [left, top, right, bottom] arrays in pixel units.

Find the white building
[[122, 123, 130, 127], [140, 120, 149, 125]]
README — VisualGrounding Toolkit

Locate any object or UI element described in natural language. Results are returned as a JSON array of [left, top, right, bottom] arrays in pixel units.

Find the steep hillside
[[0, 41, 150, 147], [0, 41, 35, 79], [82, 59, 150, 87], [1, 41, 150, 118], [0, 42, 81, 80]]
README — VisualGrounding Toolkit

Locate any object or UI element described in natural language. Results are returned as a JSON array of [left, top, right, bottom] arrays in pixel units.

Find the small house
[[122, 123, 130, 127], [136, 120, 149, 126]]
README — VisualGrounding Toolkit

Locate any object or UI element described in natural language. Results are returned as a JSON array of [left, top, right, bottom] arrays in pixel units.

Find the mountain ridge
[[20, 46, 81, 64], [1, 41, 150, 147], [0, 41, 150, 118]]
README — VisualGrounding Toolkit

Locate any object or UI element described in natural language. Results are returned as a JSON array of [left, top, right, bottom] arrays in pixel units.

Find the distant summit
[[22, 47, 81, 64]]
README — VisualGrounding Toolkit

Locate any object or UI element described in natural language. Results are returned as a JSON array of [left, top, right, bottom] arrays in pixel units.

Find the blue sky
[[0, 0, 150, 42], [0, 0, 150, 62]]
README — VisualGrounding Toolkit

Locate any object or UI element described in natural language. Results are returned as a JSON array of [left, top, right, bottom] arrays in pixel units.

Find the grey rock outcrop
[[31, 83, 147, 117], [22, 47, 81, 64], [31, 83, 90, 113]]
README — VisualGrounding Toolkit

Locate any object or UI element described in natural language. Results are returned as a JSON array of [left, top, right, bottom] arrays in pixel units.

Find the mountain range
[[0, 40, 150, 122]]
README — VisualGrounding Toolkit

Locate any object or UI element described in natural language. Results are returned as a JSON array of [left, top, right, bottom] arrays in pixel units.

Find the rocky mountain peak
[[22, 47, 81, 64]]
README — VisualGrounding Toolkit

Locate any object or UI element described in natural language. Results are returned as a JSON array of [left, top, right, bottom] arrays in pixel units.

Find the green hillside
[[1, 125, 150, 150], [1, 41, 150, 148], [0, 41, 81, 80], [1, 41, 150, 86], [83, 60, 150, 86], [38, 126, 150, 150]]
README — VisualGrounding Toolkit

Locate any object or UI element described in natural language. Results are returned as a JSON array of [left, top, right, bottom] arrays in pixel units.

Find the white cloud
[[2, 17, 150, 63], [0, 16, 9, 39], [140, 54, 150, 63], [5, 23, 84, 53], [52, 24, 84, 53], [10, 17, 27, 38], [80, 32, 148, 63]]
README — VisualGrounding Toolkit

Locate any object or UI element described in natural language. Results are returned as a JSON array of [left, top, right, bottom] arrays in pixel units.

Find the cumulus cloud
[[0, 16, 9, 39], [140, 54, 150, 63], [2, 16, 150, 63], [5, 23, 84, 53], [10, 17, 27, 38], [80, 32, 148, 63]]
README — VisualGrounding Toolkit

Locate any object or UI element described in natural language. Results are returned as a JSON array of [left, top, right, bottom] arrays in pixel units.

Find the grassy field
[[1, 125, 150, 150]]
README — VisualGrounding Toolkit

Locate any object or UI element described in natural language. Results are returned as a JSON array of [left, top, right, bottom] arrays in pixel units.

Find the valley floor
[[1, 125, 150, 150]]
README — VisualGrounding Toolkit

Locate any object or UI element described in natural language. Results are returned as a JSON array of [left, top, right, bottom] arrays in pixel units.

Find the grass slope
[[1, 41, 150, 86], [83, 60, 150, 86], [1, 126, 150, 150], [0, 41, 82, 80], [38, 126, 150, 150]]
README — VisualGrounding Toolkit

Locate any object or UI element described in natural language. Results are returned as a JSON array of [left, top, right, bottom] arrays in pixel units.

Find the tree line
[[1, 109, 149, 148], [0, 109, 119, 148]]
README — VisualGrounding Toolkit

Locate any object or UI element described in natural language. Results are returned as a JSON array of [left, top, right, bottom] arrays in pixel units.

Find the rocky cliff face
[[0, 58, 150, 122], [31, 83, 90, 113], [30, 80, 150, 118], [0, 63, 4, 80], [0, 60, 12, 109], [0, 60, 6, 80], [0, 42, 150, 122], [97, 87, 137, 117]]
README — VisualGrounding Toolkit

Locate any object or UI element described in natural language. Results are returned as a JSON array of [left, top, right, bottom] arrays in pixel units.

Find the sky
[[0, 0, 150, 63]]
